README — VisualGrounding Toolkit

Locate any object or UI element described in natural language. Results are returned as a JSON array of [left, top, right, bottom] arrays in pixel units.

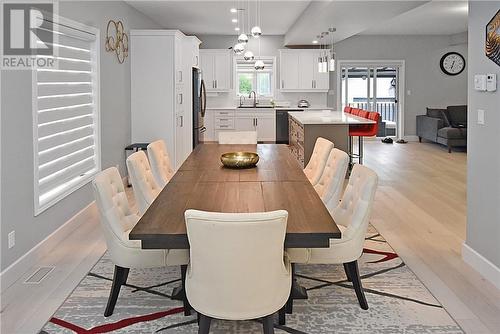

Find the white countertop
[[288, 111, 376, 125]]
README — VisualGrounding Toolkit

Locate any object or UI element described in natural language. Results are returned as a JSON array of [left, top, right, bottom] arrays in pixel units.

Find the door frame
[[336, 60, 406, 139]]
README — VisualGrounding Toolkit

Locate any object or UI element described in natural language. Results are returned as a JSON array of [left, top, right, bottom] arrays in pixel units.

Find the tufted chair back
[[303, 137, 334, 186], [126, 151, 161, 215], [218, 131, 258, 144], [314, 148, 349, 213], [332, 164, 378, 255], [185, 209, 291, 320], [147, 140, 174, 188]]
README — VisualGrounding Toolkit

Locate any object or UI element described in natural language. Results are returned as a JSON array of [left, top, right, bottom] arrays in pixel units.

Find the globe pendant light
[[251, 0, 262, 38], [254, 59, 265, 70], [233, 42, 245, 55], [251, 26, 262, 38], [244, 50, 254, 61], [238, 33, 249, 44]]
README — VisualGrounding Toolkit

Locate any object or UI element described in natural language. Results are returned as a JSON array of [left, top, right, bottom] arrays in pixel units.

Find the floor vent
[[24, 266, 54, 284]]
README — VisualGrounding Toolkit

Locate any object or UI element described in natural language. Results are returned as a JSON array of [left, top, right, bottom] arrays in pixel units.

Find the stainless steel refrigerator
[[192, 68, 206, 148]]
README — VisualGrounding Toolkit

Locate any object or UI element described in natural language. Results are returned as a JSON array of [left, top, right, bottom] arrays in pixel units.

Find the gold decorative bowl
[[220, 152, 259, 169]]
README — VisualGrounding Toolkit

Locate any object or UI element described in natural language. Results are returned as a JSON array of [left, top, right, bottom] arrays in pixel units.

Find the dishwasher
[[276, 109, 304, 144]]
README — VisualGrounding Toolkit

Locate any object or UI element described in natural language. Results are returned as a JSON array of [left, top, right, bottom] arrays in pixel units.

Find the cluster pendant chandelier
[[231, 0, 264, 70], [317, 28, 336, 73]]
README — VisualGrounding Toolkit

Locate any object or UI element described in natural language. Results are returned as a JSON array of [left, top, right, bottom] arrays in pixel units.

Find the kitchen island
[[288, 111, 375, 166]]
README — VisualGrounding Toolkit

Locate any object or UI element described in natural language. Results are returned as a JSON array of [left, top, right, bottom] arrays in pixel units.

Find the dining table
[[129, 143, 342, 321]]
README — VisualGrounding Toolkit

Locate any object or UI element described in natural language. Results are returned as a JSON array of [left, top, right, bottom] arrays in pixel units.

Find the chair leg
[[346, 261, 368, 310], [104, 265, 130, 317], [448, 144, 452, 153], [262, 314, 275, 334], [278, 306, 286, 325], [358, 136, 364, 165], [343, 263, 352, 282], [198, 314, 211, 334], [180, 264, 192, 316], [418, 136, 422, 143]]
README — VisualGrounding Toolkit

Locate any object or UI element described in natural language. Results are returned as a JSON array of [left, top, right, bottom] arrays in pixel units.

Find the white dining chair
[[314, 148, 349, 213], [288, 164, 378, 310], [184, 209, 291, 334], [147, 140, 174, 188], [92, 167, 189, 317], [126, 150, 161, 215], [303, 137, 334, 186], [218, 131, 258, 144]]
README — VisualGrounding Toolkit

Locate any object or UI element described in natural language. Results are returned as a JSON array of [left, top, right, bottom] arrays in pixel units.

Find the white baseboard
[[462, 242, 500, 290], [404, 135, 420, 142], [0, 201, 98, 293]]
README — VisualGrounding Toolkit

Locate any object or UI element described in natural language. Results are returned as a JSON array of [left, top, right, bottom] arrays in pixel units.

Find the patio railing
[[347, 102, 397, 123]]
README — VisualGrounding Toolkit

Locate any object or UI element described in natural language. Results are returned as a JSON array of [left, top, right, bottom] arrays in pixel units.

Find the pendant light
[[328, 27, 336, 72], [238, 33, 249, 44], [233, 2, 245, 54], [244, 50, 254, 61], [317, 35, 323, 73], [251, 0, 262, 38], [254, 27, 264, 70]]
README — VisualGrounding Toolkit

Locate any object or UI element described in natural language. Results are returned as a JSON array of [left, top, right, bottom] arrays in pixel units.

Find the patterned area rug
[[40, 225, 463, 334]]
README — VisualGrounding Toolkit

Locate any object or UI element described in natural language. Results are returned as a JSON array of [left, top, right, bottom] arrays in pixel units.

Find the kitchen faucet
[[249, 91, 257, 107]]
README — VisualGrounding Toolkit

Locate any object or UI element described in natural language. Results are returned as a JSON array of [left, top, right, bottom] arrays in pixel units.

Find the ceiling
[[126, 0, 469, 45], [360, 1, 468, 35], [125, 1, 311, 35]]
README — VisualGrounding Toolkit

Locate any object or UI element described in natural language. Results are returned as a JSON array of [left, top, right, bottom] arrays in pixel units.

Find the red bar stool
[[348, 111, 380, 165], [344, 106, 352, 114]]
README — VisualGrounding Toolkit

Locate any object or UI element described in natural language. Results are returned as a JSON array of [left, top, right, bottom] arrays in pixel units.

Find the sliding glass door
[[340, 64, 401, 137]]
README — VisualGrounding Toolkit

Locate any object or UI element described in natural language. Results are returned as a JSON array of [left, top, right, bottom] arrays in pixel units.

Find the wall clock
[[440, 52, 466, 76]]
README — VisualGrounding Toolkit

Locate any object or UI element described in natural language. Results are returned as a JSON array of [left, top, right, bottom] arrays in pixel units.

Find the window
[[33, 16, 100, 215], [236, 58, 274, 97]]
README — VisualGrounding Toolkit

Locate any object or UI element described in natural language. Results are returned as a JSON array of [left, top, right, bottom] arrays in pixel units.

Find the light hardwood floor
[[1, 141, 499, 333], [364, 140, 500, 334]]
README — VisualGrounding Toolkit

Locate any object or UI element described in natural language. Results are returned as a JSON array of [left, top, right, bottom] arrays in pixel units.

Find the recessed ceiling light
[[312, 40, 318, 44], [232, 18, 238, 23], [235, 27, 240, 31], [230, 8, 237, 13]]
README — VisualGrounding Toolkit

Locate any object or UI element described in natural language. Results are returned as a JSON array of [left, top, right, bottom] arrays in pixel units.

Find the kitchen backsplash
[[206, 91, 329, 108]]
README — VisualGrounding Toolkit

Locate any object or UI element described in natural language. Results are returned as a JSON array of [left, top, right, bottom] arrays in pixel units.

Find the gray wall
[[0, 1, 161, 271], [466, 1, 500, 268], [330, 34, 468, 137]]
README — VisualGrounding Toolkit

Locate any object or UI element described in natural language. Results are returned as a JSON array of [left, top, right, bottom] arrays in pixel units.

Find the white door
[[214, 52, 230, 90], [256, 117, 275, 142], [299, 52, 315, 90], [280, 52, 299, 90]]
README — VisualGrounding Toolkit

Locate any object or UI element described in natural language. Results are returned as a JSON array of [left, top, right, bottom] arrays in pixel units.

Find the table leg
[[171, 265, 191, 316]]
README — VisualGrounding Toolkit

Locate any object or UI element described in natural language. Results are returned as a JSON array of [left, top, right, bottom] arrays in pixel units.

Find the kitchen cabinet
[[203, 108, 276, 142], [280, 51, 299, 90], [131, 30, 198, 170], [279, 49, 329, 92], [199, 49, 231, 91]]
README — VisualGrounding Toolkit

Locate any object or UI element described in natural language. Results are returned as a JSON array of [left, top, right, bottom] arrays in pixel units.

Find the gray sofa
[[416, 105, 467, 153]]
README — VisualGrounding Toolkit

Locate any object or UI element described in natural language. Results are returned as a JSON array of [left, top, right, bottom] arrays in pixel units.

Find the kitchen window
[[235, 58, 274, 97], [32, 16, 100, 215]]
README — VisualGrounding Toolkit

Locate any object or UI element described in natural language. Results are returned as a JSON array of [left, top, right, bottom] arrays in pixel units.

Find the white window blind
[[33, 17, 100, 215]]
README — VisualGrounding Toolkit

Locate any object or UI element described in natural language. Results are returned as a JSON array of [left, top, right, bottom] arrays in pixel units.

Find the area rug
[[40, 225, 464, 334]]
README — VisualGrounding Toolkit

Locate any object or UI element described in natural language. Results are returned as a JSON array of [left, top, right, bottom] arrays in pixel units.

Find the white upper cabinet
[[280, 51, 300, 90], [200, 49, 231, 91], [280, 49, 329, 92]]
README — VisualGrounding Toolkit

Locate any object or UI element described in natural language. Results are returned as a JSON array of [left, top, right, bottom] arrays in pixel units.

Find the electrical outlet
[[8, 231, 15, 249]]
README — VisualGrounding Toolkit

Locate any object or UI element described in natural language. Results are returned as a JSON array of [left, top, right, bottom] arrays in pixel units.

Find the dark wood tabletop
[[129, 144, 341, 249]]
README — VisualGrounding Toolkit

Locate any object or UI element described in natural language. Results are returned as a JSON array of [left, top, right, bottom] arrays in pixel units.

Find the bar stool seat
[[348, 111, 380, 165]]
